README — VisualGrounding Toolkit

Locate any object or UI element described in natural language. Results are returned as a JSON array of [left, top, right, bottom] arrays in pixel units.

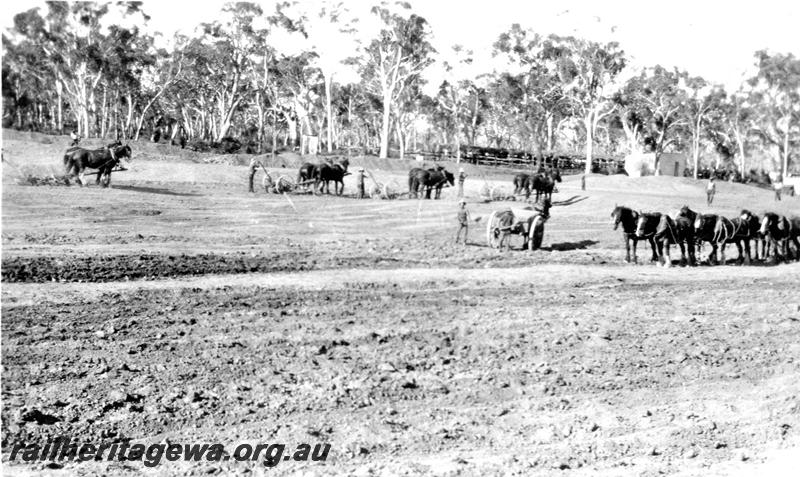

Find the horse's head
[[117, 144, 132, 160], [611, 205, 622, 230], [339, 157, 350, 171], [444, 170, 455, 186], [678, 205, 697, 224]]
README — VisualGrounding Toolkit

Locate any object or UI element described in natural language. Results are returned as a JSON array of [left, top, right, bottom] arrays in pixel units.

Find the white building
[[624, 153, 687, 177]]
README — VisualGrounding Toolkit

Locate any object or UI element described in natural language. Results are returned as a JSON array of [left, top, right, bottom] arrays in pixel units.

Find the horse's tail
[[408, 173, 416, 194], [63, 151, 74, 175]]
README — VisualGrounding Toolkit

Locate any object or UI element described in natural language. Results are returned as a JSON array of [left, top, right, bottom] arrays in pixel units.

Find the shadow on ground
[[112, 185, 203, 197], [553, 195, 588, 206], [542, 240, 599, 251]]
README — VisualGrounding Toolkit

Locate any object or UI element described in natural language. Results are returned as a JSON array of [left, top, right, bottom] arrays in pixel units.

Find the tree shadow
[[541, 240, 599, 251], [112, 185, 203, 197]]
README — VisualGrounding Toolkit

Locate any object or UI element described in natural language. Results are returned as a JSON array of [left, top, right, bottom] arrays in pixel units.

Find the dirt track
[[2, 132, 800, 475]]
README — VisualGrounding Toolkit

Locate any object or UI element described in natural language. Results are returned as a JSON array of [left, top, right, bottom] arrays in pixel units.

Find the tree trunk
[[584, 113, 594, 175], [324, 74, 333, 153], [395, 120, 405, 160], [379, 93, 391, 159], [454, 111, 461, 164], [734, 127, 745, 174], [56, 81, 64, 134], [100, 86, 108, 139], [692, 117, 701, 180], [782, 120, 790, 179]]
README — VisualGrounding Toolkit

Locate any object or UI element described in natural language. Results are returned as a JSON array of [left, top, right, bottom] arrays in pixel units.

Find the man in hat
[[773, 175, 783, 201], [706, 176, 716, 205], [457, 167, 467, 198], [356, 167, 366, 199], [455, 199, 470, 245], [69, 130, 81, 147], [248, 157, 260, 193]]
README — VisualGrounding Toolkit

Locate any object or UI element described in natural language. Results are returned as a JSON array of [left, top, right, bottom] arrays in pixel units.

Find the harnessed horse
[[635, 212, 684, 267], [64, 143, 131, 187], [695, 211, 759, 265], [611, 205, 657, 263], [760, 213, 797, 262], [315, 158, 350, 195]]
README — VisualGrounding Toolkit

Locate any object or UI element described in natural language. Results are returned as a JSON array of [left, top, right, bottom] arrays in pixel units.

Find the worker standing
[[774, 175, 783, 201], [248, 157, 258, 193], [706, 176, 716, 205], [356, 167, 366, 199], [457, 167, 466, 198], [455, 199, 470, 245]]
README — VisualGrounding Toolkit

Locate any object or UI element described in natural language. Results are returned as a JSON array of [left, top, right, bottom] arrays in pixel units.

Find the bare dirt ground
[[2, 130, 799, 476]]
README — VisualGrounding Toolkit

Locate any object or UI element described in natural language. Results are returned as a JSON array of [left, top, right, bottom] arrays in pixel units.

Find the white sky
[[4, 0, 799, 91]]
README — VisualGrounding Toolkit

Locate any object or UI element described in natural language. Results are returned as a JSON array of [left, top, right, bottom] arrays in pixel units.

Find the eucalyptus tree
[[542, 35, 626, 173], [492, 26, 576, 162], [361, 2, 434, 158], [747, 50, 800, 178], [679, 75, 724, 177], [282, 1, 359, 152], [706, 88, 756, 175], [6, 2, 150, 136], [617, 66, 689, 174]]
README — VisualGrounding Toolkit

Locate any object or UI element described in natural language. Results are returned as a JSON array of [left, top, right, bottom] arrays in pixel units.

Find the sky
[[4, 0, 800, 91]]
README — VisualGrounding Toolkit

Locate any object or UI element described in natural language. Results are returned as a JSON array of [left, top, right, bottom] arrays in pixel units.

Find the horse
[[610, 205, 656, 263], [314, 158, 350, 195], [694, 214, 721, 264], [760, 213, 796, 262], [408, 168, 455, 199], [531, 169, 562, 202], [695, 211, 759, 265], [297, 162, 318, 190], [672, 205, 698, 266], [635, 212, 685, 267], [64, 142, 131, 187]]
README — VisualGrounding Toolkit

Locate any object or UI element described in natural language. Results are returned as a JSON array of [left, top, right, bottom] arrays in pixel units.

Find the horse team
[[512, 169, 562, 202], [296, 158, 351, 195], [611, 205, 800, 266]]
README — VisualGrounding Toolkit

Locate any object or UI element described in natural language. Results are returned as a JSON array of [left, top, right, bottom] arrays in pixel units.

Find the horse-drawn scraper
[[486, 207, 546, 251]]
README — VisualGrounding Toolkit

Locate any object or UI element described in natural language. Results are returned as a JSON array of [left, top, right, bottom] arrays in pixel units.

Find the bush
[[215, 137, 241, 154]]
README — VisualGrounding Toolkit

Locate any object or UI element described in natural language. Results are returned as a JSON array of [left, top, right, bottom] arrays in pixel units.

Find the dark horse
[[610, 205, 656, 263], [314, 158, 350, 195], [635, 211, 695, 266], [759, 213, 798, 262], [64, 142, 131, 187], [695, 211, 760, 265], [408, 167, 455, 199], [297, 162, 318, 190], [532, 169, 562, 202]]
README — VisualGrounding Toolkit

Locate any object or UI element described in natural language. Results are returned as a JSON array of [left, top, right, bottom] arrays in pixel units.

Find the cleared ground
[[2, 130, 799, 476]]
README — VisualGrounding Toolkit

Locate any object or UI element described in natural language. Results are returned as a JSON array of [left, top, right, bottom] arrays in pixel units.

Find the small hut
[[624, 153, 687, 177]]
